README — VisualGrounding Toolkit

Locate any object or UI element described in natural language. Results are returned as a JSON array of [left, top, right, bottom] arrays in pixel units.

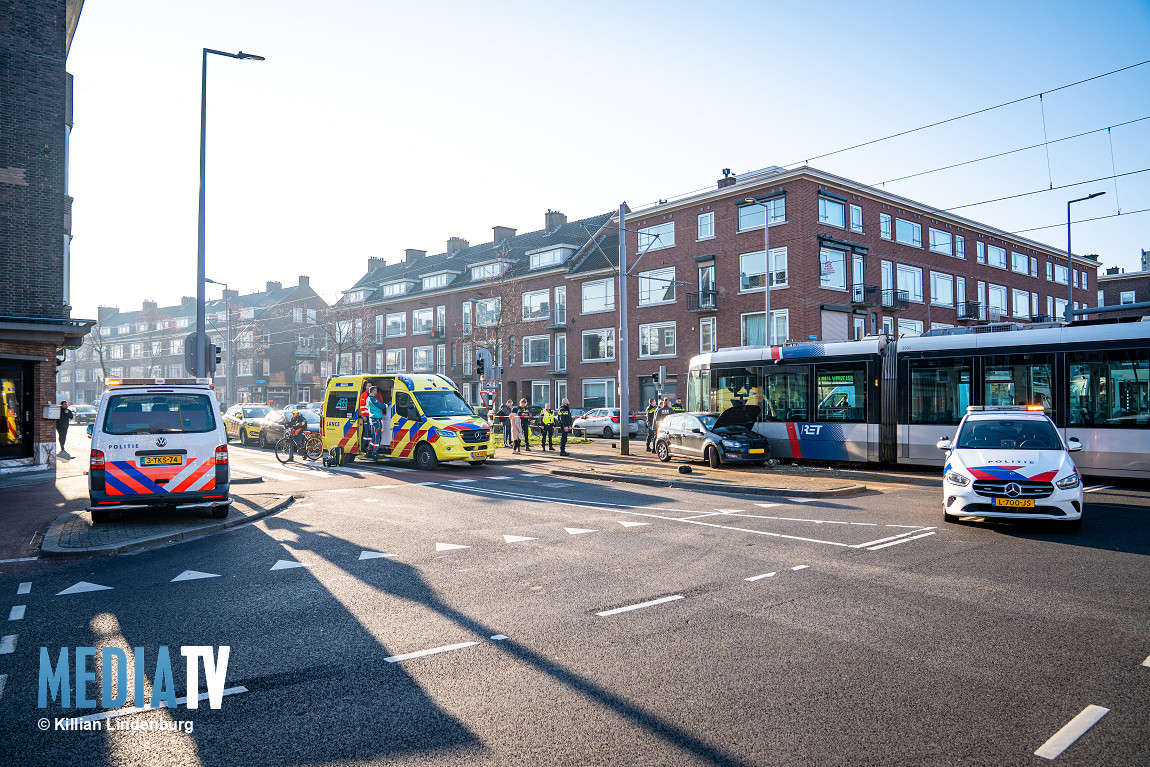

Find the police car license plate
[[472, 451, 488, 458], [994, 498, 1034, 508], [749, 448, 765, 454], [142, 455, 183, 466]]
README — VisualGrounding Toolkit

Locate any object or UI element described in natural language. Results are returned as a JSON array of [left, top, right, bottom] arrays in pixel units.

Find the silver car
[[654, 406, 771, 468], [572, 407, 640, 438]]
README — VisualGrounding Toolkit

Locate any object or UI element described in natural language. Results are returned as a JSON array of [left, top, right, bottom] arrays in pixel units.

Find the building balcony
[[543, 309, 568, 329], [686, 290, 718, 313], [957, 301, 982, 321], [881, 289, 910, 311], [455, 323, 473, 337], [430, 327, 448, 341], [546, 355, 567, 375], [850, 284, 881, 308], [294, 344, 320, 359]]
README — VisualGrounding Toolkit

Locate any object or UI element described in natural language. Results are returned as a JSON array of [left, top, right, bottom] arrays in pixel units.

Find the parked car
[[256, 409, 321, 448], [71, 403, 97, 425], [305, 402, 323, 415], [223, 404, 273, 445], [572, 407, 640, 438], [654, 406, 770, 467]]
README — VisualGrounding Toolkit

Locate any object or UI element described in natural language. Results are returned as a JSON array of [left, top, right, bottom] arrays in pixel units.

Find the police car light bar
[[105, 377, 212, 387], [965, 405, 1045, 412]]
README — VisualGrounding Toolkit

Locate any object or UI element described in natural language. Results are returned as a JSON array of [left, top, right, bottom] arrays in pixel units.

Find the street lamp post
[[1065, 191, 1106, 322], [195, 48, 264, 378], [204, 278, 233, 407], [745, 197, 772, 346]]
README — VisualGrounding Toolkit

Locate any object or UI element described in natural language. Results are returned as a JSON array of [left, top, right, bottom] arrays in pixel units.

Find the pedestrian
[[540, 403, 556, 451], [359, 384, 373, 446], [517, 398, 532, 451], [558, 398, 573, 456], [509, 408, 523, 453], [498, 399, 513, 447], [644, 397, 658, 452], [673, 397, 685, 413], [56, 399, 73, 454], [653, 398, 673, 443], [367, 384, 386, 456]]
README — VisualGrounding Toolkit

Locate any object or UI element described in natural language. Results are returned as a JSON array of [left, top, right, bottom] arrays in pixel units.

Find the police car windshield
[[414, 391, 474, 418], [103, 393, 217, 435], [954, 417, 1062, 450]]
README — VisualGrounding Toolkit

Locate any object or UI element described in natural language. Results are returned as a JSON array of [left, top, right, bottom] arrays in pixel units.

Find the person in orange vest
[[359, 385, 372, 447]]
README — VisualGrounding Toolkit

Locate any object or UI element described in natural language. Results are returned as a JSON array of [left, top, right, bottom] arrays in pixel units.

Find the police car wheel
[[259, 432, 267, 449], [656, 441, 671, 462], [706, 447, 722, 469], [91, 508, 111, 523], [211, 504, 229, 519], [414, 444, 438, 471]]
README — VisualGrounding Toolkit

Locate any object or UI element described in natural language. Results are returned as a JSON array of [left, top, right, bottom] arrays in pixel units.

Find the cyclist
[[287, 409, 309, 455]]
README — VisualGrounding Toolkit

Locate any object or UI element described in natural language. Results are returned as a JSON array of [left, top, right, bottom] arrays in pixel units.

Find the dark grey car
[[654, 406, 770, 468], [256, 409, 320, 448]]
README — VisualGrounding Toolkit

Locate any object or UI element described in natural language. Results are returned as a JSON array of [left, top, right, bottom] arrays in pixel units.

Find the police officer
[[57, 400, 73, 454], [672, 397, 685, 413], [644, 397, 658, 452], [540, 403, 557, 451], [516, 398, 532, 451], [498, 399, 514, 448], [558, 398, 573, 456]]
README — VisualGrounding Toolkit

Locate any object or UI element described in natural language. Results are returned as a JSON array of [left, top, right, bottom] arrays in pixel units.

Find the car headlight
[[946, 471, 970, 487], [1056, 473, 1081, 489], [721, 439, 741, 449]]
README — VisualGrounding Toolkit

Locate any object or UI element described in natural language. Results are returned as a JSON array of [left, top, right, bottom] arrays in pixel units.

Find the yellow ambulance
[[320, 373, 494, 470]]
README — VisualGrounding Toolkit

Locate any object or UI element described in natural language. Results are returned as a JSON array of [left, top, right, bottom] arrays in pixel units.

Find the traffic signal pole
[[618, 202, 630, 456]]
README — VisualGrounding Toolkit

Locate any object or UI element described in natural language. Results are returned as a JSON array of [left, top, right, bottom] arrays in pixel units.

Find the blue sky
[[66, 0, 1150, 317]]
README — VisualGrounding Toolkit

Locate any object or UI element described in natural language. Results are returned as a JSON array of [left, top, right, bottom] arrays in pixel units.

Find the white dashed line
[[252, 469, 302, 482], [503, 535, 537, 543], [369, 485, 400, 489], [385, 641, 479, 663], [852, 530, 932, 549], [0, 635, 15, 654], [326, 488, 354, 493], [791, 565, 810, 571], [745, 572, 776, 582], [0, 557, 37, 564], [867, 531, 936, 551], [358, 551, 396, 560], [1082, 485, 1113, 494], [72, 686, 249, 723], [597, 595, 684, 617], [362, 498, 379, 503], [8, 606, 25, 621], [1034, 705, 1109, 759], [447, 478, 477, 483], [416, 482, 438, 486], [490, 634, 508, 641], [0, 674, 6, 700], [754, 503, 781, 509], [618, 521, 649, 527], [16, 582, 31, 595]]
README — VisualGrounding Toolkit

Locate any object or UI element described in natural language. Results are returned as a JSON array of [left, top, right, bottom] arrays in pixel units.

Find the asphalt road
[[1, 444, 1147, 766]]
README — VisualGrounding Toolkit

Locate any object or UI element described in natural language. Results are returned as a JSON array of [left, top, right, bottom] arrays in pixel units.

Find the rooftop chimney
[[223, 289, 239, 300], [98, 306, 119, 323], [368, 257, 385, 273], [544, 209, 567, 232], [1106, 266, 1121, 275], [265, 280, 282, 293], [405, 248, 426, 263], [298, 275, 310, 288], [180, 297, 195, 309], [717, 168, 736, 189], [492, 225, 516, 244], [142, 300, 158, 311], [446, 237, 469, 255]]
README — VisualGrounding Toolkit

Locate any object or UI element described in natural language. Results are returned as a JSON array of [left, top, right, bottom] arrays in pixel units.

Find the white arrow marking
[[171, 570, 220, 582], [618, 521, 649, 527], [17, 582, 31, 595], [0, 635, 15, 654], [597, 595, 684, 617], [565, 527, 598, 535], [503, 535, 537, 543], [435, 543, 471, 552], [270, 560, 311, 571], [56, 581, 112, 596], [358, 551, 396, 560], [6, 606, 22, 621]]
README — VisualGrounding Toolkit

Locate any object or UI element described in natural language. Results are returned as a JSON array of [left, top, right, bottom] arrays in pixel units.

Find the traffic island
[[41, 492, 293, 557]]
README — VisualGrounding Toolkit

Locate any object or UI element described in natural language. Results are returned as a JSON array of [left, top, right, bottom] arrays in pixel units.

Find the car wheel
[[414, 443, 438, 471], [259, 432, 267, 449], [91, 508, 111, 523], [603, 426, 613, 438], [656, 441, 671, 462], [211, 504, 229, 519], [706, 446, 721, 468]]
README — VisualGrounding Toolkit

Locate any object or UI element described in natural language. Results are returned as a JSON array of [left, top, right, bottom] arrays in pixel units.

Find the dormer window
[[345, 288, 370, 303], [527, 246, 574, 270], [471, 261, 510, 281], [377, 282, 412, 299], [419, 270, 458, 291]]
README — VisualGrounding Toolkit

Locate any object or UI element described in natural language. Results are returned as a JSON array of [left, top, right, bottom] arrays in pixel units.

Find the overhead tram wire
[[1012, 206, 1150, 235], [944, 167, 1150, 211]]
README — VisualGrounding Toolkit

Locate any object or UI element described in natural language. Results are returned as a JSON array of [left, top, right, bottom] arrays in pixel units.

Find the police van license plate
[[142, 455, 183, 466], [994, 498, 1034, 508]]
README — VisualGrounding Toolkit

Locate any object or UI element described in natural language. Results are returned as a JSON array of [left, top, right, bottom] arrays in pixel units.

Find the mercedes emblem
[[1005, 482, 1021, 498]]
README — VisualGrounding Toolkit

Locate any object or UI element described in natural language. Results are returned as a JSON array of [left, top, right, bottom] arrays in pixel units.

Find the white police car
[[938, 406, 1084, 529]]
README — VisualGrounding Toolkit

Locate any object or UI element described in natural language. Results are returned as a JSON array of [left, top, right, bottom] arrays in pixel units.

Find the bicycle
[[276, 431, 322, 463]]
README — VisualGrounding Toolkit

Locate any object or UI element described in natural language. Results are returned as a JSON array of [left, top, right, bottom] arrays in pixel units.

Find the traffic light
[[209, 344, 222, 374], [476, 355, 485, 378], [184, 331, 199, 377]]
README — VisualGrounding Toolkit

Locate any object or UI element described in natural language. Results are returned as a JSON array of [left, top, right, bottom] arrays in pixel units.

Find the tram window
[[764, 369, 807, 422], [688, 369, 710, 413], [815, 365, 867, 422], [909, 360, 971, 424], [715, 369, 762, 415], [1069, 349, 1150, 427], [983, 356, 1054, 412]]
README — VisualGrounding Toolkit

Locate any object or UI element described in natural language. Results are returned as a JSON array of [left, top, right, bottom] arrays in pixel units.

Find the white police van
[[88, 378, 230, 523], [938, 406, 1084, 529]]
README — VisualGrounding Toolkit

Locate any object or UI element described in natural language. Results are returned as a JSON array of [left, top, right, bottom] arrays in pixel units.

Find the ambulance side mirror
[[936, 438, 951, 451]]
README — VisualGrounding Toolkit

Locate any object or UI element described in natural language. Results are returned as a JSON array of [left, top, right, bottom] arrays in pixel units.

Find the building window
[[1030, 257, 1038, 277], [928, 228, 952, 256], [818, 197, 846, 228], [988, 284, 1008, 315], [930, 272, 954, 306], [956, 235, 965, 260], [977, 241, 986, 264], [1121, 290, 1136, 304], [1081, 271, 1088, 289], [638, 267, 676, 305], [386, 312, 406, 337], [386, 349, 406, 372], [1013, 289, 1030, 318], [581, 379, 616, 409], [880, 213, 892, 240], [522, 290, 550, 321], [555, 380, 567, 407], [412, 346, 433, 371], [171, 338, 183, 355], [522, 335, 550, 365], [476, 298, 501, 327], [898, 318, 924, 335], [1046, 261, 1054, 281], [1053, 264, 1069, 285], [637, 221, 675, 252], [530, 381, 551, 407], [741, 310, 788, 346], [895, 218, 922, 248], [1011, 251, 1028, 274], [412, 308, 434, 334], [896, 264, 924, 302], [581, 329, 615, 362], [471, 262, 507, 281], [379, 282, 410, 298], [581, 279, 615, 314], [850, 204, 863, 233], [697, 211, 715, 240], [374, 349, 384, 372], [882, 317, 894, 335], [292, 308, 303, 323], [1073, 270, 1079, 287], [422, 273, 450, 290], [639, 322, 676, 358], [987, 244, 1007, 269], [739, 247, 787, 291], [700, 317, 716, 353], [819, 248, 847, 291], [529, 249, 566, 270], [738, 198, 785, 231]]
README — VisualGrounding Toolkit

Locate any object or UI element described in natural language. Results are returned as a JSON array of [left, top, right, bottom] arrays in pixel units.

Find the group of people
[[496, 398, 574, 455], [645, 396, 684, 452]]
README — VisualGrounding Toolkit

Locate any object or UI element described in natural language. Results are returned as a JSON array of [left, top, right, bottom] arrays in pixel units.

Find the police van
[[88, 378, 230, 523], [321, 373, 494, 470]]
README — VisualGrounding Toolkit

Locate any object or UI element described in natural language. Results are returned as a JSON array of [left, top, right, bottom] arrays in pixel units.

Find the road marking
[[369, 485, 400, 489], [786, 498, 814, 503], [0, 635, 15, 654], [853, 529, 934, 549], [1082, 485, 1113, 493], [0, 674, 5, 700], [171, 570, 220, 582], [362, 498, 379, 503], [564, 527, 598, 535], [1142, 654, 1150, 668], [416, 482, 438, 486], [385, 641, 479, 663], [714, 509, 745, 513], [884, 524, 924, 528], [791, 565, 810, 571], [359, 551, 396, 560], [1034, 705, 1109, 759], [597, 595, 684, 617], [503, 535, 537, 543], [867, 531, 937, 551], [545, 482, 573, 487], [745, 572, 776, 582], [270, 560, 311, 570], [448, 478, 477, 483], [490, 635, 508, 641], [754, 503, 782, 509], [618, 521, 649, 527], [680, 513, 723, 520], [8, 606, 24, 621], [17, 582, 31, 595], [71, 686, 249, 723], [251, 469, 302, 482], [0, 556, 37, 564], [56, 581, 113, 596], [326, 488, 354, 493], [435, 543, 471, 552], [377, 466, 416, 472]]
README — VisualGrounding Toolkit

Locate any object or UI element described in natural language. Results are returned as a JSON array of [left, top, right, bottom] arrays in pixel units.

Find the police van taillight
[[214, 445, 229, 465], [90, 449, 105, 469]]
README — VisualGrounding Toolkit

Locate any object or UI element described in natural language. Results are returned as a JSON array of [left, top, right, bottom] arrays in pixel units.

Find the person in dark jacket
[[57, 400, 73, 453], [673, 397, 685, 412], [644, 398, 658, 452], [498, 399, 513, 447], [516, 398, 532, 451], [558, 398, 573, 456]]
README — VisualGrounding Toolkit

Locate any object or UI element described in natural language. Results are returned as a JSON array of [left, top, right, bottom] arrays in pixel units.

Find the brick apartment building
[[1, 0, 94, 485], [335, 166, 1101, 416], [1097, 253, 1150, 320], [63, 276, 331, 409]]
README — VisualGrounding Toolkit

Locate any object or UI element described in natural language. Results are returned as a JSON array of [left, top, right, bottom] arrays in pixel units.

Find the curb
[[231, 475, 264, 485], [40, 494, 294, 558], [547, 469, 867, 498]]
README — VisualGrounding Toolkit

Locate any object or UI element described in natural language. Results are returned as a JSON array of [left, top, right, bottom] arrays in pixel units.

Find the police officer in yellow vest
[[540, 403, 557, 451], [672, 397, 685, 413], [644, 397, 659, 452]]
